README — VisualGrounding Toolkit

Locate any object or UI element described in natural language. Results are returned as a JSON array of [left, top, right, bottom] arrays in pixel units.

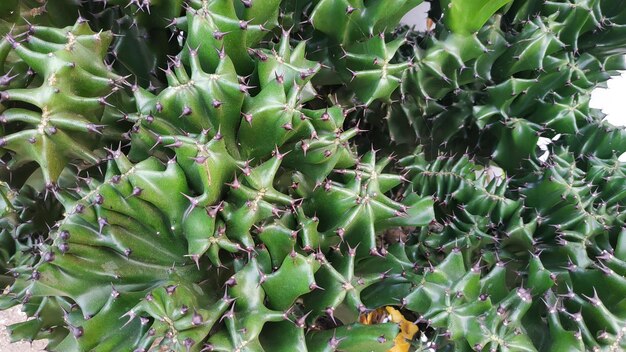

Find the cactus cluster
[[2, 0, 626, 351]]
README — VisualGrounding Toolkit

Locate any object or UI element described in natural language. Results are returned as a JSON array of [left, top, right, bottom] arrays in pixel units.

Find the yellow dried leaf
[[359, 306, 418, 352]]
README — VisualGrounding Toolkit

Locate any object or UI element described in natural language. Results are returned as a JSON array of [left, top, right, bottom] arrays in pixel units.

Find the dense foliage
[[1, 0, 626, 351]]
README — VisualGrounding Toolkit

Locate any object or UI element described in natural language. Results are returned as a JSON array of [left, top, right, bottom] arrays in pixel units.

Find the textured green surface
[[1, 0, 626, 351]]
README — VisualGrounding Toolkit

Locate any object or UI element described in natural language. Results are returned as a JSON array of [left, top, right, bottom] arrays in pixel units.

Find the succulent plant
[[1, 0, 626, 351], [0, 20, 129, 186], [385, 0, 626, 168]]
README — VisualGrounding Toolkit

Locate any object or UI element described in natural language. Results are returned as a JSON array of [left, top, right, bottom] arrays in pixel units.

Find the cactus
[[0, 21, 129, 185], [2, 0, 626, 351], [382, 0, 626, 169]]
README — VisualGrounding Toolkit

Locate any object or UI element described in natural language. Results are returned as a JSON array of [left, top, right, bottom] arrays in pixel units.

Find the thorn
[[325, 307, 337, 325], [165, 285, 177, 295], [309, 282, 323, 291], [295, 311, 311, 328], [328, 329, 346, 349], [98, 217, 108, 234], [192, 311, 203, 325], [220, 303, 236, 322], [183, 337, 195, 352]]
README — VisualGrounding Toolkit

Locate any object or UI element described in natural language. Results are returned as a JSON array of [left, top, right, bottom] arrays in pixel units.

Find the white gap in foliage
[[537, 134, 561, 163], [590, 71, 626, 162], [590, 71, 626, 127], [400, 3, 430, 30]]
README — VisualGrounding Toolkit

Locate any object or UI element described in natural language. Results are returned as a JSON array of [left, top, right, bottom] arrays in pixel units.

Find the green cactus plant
[[2, 0, 626, 351], [0, 20, 129, 185]]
